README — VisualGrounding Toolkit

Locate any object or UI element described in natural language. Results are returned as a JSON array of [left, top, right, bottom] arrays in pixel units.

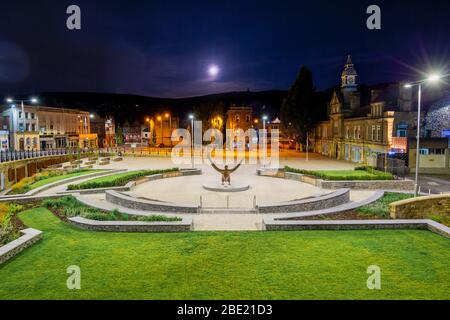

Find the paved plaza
[[31, 152, 381, 230]]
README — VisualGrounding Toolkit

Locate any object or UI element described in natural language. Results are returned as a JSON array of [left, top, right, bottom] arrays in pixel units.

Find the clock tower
[[341, 54, 357, 91]]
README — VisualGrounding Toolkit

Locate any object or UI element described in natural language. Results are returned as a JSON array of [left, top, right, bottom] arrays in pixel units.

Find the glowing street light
[[404, 72, 448, 196], [427, 74, 441, 82]]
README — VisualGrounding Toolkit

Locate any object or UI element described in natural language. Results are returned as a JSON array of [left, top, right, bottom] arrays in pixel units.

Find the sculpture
[[208, 156, 243, 185]]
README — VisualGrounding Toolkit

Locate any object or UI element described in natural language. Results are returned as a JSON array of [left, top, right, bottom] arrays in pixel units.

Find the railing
[[0, 149, 91, 163]]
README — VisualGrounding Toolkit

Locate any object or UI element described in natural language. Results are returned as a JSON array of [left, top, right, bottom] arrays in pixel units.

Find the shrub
[[0, 203, 25, 247], [67, 168, 179, 190], [354, 165, 376, 172], [284, 166, 394, 181], [138, 215, 182, 222]]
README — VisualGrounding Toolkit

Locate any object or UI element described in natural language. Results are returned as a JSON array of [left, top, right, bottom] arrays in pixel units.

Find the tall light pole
[[404, 73, 446, 197], [145, 117, 151, 147], [165, 113, 171, 146], [157, 116, 163, 146], [262, 115, 268, 168], [5, 97, 39, 151], [189, 114, 194, 169]]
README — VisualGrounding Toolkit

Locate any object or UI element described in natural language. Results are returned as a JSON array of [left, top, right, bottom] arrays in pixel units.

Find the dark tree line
[[281, 66, 327, 144]]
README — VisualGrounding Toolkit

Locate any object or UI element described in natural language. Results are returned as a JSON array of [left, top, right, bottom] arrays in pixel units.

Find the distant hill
[[27, 90, 287, 126]]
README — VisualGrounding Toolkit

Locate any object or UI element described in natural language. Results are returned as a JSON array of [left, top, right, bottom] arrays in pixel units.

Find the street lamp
[[165, 113, 172, 146], [404, 72, 447, 197], [156, 116, 163, 146], [189, 114, 195, 169]]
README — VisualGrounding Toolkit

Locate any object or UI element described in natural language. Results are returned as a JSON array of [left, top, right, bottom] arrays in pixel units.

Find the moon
[[208, 65, 219, 77]]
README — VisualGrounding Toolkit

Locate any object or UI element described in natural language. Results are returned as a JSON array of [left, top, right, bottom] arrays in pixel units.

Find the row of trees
[[281, 66, 327, 144]]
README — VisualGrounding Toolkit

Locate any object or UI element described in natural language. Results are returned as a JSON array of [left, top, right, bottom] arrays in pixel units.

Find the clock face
[[348, 77, 354, 84]]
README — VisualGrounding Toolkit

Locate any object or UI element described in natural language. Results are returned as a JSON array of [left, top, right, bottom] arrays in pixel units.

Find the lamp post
[[157, 116, 163, 146], [189, 114, 194, 169], [5, 97, 38, 151], [165, 113, 171, 146], [145, 117, 151, 147], [262, 115, 268, 168], [404, 73, 447, 197]]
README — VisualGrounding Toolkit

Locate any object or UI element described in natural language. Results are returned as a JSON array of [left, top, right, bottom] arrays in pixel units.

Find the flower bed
[[285, 166, 394, 181], [43, 196, 181, 222], [8, 169, 99, 195], [67, 168, 178, 190], [0, 203, 25, 248]]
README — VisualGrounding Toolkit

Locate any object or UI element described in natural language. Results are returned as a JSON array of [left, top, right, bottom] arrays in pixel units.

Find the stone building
[[90, 112, 116, 148], [226, 105, 253, 132], [1, 104, 98, 151], [311, 55, 421, 165], [425, 93, 450, 138], [122, 121, 143, 144]]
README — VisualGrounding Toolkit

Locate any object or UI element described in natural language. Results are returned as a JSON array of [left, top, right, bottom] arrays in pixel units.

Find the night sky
[[1, 0, 449, 98]]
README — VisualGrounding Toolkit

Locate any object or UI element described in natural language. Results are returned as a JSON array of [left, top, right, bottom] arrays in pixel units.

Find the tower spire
[[341, 54, 357, 90]]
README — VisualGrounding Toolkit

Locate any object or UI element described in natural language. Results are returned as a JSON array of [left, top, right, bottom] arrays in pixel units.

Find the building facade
[[311, 55, 420, 165], [2, 105, 98, 151], [226, 106, 253, 132], [90, 112, 116, 148]]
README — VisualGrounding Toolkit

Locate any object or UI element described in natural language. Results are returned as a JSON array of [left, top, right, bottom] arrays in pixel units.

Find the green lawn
[[28, 170, 104, 190], [285, 166, 394, 180], [0, 208, 449, 300]]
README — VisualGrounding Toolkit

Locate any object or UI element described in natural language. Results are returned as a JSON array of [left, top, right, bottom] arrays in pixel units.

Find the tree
[[115, 126, 124, 145], [281, 66, 317, 143]]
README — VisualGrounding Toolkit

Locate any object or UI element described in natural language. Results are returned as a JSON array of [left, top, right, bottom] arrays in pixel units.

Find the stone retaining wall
[[68, 216, 192, 232], [390, 194, 450, 219], [106, 190, 198, 213], [0, 228, 42, 265], [320, 179, 414, 190], [258, 189, 350, 213], [263, 218, 450, 239], [259, 169, 414, 191]]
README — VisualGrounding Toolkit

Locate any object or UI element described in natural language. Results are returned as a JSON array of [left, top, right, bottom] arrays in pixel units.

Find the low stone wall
[[106, 190, 198, 213], [0, 194, 62, 204], [258, 189, 350, 213], [264, 169, 414, 191], [390, 194, 450, 219], [68, 216, 192, 232], [320, 179, 414, 190], [0, 228, 42, 265], [263, 218, 450, 239]]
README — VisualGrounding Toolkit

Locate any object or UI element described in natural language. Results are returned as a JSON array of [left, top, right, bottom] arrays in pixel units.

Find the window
[[19, 111, 23, 119], [246, 115, 250, 123], [371, 126, 375, 141], [235, 115, 240, 123], [25, 112, 29, 119], [31, 124, 36, 131], [429, 148, 445, 155], [419, 149, 429, 155], [376, 125, 381, 141], [31, 113, 35, 119], [346, 127, 349, 138]]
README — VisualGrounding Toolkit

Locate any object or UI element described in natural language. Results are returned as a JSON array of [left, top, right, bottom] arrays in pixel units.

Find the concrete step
[[198, 208, 259, 214]]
